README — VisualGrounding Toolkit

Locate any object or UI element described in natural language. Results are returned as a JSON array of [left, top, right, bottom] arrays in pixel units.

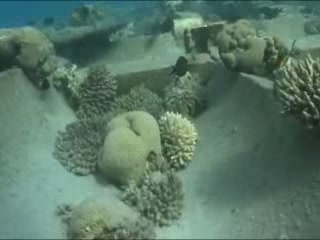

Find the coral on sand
[[263, 36, 289, 73], [121, 168, 184, 227], [109, 84, 164, 119], [158, 111, 198, 170], [274, 54, 320, 129], [63, 194, 156, 240], [164, 71, 206, 117], [76, 64, 117, 119], [53, 115, 111, 176], [98, 111, 162, 186], [49, 61, 86, 98], [98, 127, 149, 186], [215, 20, 265, 73], [0, 27, 55, 89], [94, 218, 155, 240]]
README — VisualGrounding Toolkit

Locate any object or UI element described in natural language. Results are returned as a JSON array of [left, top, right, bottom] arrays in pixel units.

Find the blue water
[[0, 1, 154, 28]]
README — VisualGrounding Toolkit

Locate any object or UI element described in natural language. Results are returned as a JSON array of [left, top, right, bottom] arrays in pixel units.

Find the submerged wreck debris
[[43, 21, 128, 46], [42, 20, 128, 63], [109, 22, 135, 42], [76, 64, 117, 119], [60, 194, 156, 240], [304, 20, 320, 35], [109, 84, 164, 119], [214, 20, 288, 75], [0, 27, 55, 90], [274, 54, 320, 129], [164, 71, 206, 117], [98, 111, 162, 186], [53, 116, 111, 176], [69, 3, 106, 27], [158, 111, 198, 170], [121, 168, 184, 227]]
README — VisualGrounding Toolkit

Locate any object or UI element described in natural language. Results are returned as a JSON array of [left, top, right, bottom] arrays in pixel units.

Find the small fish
[[170, 56, 189, 77]]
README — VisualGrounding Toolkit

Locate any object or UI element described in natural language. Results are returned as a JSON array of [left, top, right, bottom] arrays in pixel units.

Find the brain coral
[[158, 111, 198, 170], [76, 64, 117, 119], [98, 127, 149, 186], [98, 111, 162, 186], [107, 111, 162, 155], [274, 54, 320, 129], [164, 71, 206, 117]]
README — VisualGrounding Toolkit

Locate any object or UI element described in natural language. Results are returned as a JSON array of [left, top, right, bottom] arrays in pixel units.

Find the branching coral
[[49, 62, 86, 98], [109, 85, 164, 119], [274, 54, 320, 128], [121, 169, 184, 227], [158, 111, 198, 170], [53, 115, 112, 176], [76, 64, 117, 119], [93, 219, 155, 240], [164, 72, 206, 117]]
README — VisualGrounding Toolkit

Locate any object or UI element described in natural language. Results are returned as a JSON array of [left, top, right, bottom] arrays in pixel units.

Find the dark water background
[[0, 1, 153, 28]]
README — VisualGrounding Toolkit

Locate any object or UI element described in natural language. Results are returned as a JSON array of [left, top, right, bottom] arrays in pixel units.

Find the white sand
[[2, 63, 320, 239], [0, 69, 119, 239], [158, 68, 320, 239]]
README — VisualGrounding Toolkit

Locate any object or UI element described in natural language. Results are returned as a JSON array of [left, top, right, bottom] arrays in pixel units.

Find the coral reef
[[274, 54, 320, 129], [145, 151, 169, 175], [53, 115, 111, 176], [164, 71, 206, 117], [158, 111, 198, 170], [215, 20, 288, 74], [263, 36, 289, 73], [98, 111, 162, 186], [93, 219, 155, 240], [61, 194, 155, 240], [76, 64, 117, 119], [121, 168, 184, 227], [109, 85, 164, 119], [98, 127, 149, 186], [0, 27, 55, 89], [48, 59, 86, 98], [215, 20, 265, 73]]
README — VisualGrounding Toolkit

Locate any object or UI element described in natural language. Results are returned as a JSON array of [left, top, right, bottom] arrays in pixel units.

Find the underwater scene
[[3, 0, 320, 239]]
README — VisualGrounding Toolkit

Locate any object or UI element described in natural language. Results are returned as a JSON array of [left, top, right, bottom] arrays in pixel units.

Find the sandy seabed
[[1, 60, 320, 239]]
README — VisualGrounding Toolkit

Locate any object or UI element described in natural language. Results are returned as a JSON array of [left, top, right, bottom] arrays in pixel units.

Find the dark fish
[[170, 56, 189, 77]]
